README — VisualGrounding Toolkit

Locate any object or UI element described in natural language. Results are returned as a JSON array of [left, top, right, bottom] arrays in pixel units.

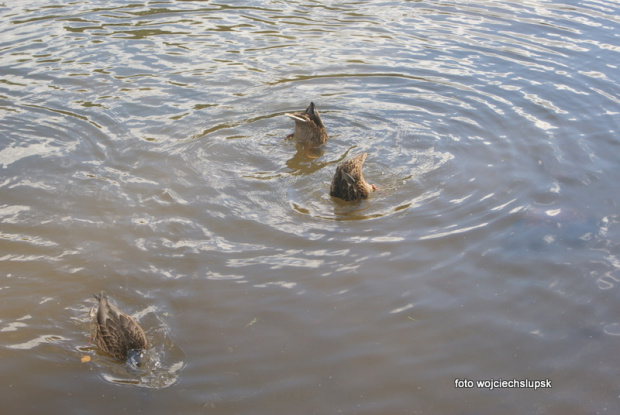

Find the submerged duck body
[[285, 102, 328, 146], [330, 152, 377, 201], [93, 291, 148, 363]]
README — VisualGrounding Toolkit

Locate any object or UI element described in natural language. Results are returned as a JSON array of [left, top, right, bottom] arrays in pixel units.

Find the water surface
[[1, 0, 620, 414]]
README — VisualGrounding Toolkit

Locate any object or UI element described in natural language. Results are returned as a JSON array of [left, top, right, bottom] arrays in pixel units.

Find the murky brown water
[[2, 0, 620, 413]]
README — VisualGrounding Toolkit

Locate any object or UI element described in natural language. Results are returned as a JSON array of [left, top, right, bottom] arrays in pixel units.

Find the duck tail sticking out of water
[[285, 102, 328, 146], [330, 152, 377, 201], [93, 291, 148, 365]]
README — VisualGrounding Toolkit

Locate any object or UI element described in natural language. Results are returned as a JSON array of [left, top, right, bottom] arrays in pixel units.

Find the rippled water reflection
[[1, 0, 620, 413]]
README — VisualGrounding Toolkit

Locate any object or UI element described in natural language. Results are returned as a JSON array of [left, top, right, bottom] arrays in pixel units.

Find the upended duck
[[93, 291, 148, 365], [285, 102, 328, 147], [330, 153, 377, 201]]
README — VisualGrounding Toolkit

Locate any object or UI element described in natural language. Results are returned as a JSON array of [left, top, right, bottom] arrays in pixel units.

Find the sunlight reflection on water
[[1, 0, 620, 413]]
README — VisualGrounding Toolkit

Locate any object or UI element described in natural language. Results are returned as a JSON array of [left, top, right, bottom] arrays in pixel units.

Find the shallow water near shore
[[1, 0, 620, 413]]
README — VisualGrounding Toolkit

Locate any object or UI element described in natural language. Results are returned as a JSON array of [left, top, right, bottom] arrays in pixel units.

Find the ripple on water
[[286, 143, 453, 222], [186, 97, 458, 225], [1, 0, 620, 413], [74, 299, 186, 389]]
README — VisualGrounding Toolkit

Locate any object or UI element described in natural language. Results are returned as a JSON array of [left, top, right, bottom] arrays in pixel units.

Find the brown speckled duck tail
[[330, 153, 377, 201], [93, 291, 148, 364], [285, 102, 328, 146]]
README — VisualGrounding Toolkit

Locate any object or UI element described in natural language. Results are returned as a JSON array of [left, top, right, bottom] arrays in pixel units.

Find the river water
[[1, 0, 619, 414]]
